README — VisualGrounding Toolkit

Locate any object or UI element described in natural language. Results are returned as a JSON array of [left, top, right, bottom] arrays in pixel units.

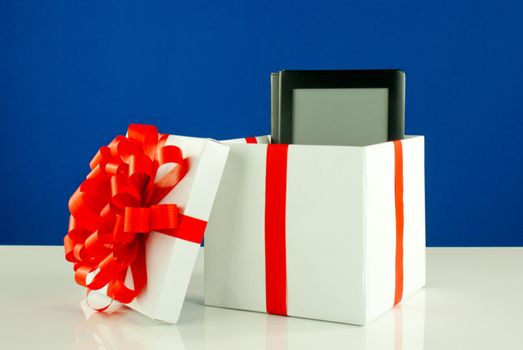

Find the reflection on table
[[75, 261, 427, 350]]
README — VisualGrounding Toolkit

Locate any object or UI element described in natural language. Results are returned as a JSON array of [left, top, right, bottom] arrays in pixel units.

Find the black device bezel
[[277, 69, 405, 145]]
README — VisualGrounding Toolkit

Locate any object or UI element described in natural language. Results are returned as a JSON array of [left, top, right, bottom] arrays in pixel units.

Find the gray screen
[[292, 88, 389, 146]]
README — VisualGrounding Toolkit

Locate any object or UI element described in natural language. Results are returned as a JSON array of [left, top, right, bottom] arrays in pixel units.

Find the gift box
[[64, 124, 229, 323], [204, 136, 425, 325]]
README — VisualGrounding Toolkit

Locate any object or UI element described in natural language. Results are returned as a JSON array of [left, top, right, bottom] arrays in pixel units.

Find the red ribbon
[[245, 137, 258, 144], [64, 124, 206, 305], [264, 144, 289, 316], [393, 140, 404, 306], [263, 142, 406, 314]]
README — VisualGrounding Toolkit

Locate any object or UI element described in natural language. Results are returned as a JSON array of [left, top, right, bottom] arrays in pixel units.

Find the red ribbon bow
[[64, 124, 188, 304]]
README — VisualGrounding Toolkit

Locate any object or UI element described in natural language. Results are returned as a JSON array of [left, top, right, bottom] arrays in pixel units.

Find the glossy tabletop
[[0, 247, 522, 350]]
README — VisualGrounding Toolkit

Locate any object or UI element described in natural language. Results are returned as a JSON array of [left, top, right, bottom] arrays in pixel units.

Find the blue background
[[1, 1, 522, 246]]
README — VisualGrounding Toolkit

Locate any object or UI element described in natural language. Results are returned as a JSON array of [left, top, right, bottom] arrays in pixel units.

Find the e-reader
[[270, 70, 405, 146]]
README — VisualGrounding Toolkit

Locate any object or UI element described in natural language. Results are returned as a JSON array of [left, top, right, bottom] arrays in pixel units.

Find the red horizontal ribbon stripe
[[393, 140, 404, 306], [264, 144, 289, 316], [245, 137, 258, 144], [166, 214, 207, 244], [64, 124, 205, 306]]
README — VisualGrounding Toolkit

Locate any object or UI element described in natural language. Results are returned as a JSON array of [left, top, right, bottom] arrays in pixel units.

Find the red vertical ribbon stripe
[[264, 144, 289, 316], [245, 137, 258, 144], [393, 140, 404, 306]]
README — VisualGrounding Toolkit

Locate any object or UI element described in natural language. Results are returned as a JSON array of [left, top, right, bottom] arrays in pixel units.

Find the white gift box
[[98, 135, 229, 323], [204, 136, 425, 325]]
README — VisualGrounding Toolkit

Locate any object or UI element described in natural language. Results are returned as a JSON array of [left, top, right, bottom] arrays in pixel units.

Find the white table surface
[[0, 247, 522, 350]]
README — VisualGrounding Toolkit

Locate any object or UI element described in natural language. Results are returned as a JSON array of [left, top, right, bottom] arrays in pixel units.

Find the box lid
[[66, 126, 230, 324], [125, 135, 229, 323]]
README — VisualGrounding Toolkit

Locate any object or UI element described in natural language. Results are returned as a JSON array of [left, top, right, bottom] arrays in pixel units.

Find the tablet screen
[[292, 88, 389, 146]]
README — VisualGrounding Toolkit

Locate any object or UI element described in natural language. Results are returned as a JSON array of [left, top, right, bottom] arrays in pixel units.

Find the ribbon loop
[[123, 204, 179, 234], [150, 204, 179, 231], [124, 207, 151, 233]]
